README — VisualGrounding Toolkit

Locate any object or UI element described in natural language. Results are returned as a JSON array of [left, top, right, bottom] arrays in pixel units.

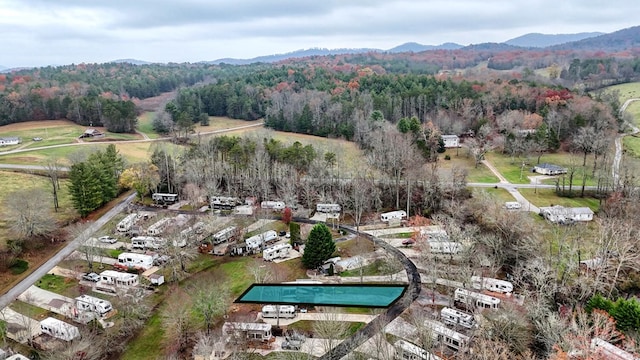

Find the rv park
[[0, 68, 639, 359]]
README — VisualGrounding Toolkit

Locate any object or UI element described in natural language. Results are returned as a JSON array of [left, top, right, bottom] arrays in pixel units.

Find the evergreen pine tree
[[302, 223, 336, 269]]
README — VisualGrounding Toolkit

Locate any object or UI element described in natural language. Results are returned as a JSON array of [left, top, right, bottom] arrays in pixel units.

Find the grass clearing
[[219, 257, 254, 295], [136, 112, 162, 139], [121, 312, 165, 360], [472, 187, 516, 204], [601, 82, 640, 102], [10, 300, 50, 320], [35, 274, 78, 294], [438, 149, 499, 183], [519, 188, 601, 211]]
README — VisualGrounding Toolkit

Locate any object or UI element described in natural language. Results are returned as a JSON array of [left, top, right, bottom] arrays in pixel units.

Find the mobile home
[[471, 276, 514, 294], [75, 295, 113, 317], [115, 253, 154, 271], [440, 307, 476, 329], [263, 243, 292, 261], [261, 305, 296, 319], [316, 203, 341, 213], [246, 230, 278, 251], [381, 210, 407, 222], [222, 322, 272, 342], [40, 317, 80, 341], [152, 193, 178, 204], [213, 226, 237, 245], [117, 213, 139, 232], [394, 339, 443, 360], [423, 319, 469, 352], [260, 201, 285, 211], [147, 217, 173, 236], [454, 288, 500, 310]]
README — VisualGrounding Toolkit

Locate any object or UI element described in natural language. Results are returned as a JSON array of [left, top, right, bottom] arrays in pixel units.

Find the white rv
[[454, 288, 500, 310], [97, 270, 139, 293], [394, 339, 443, 360], [117, 213, 139, 232], [263, 243, 292, 261], [147, 217, 173, 236], [471, 276, 514, 294], [429, 241, 462, 254], [261, 305, 296, 319], [40, 317, 80, 341], [131, 236, 166, 250], [210, 196, 240, 210], [223, 322, 273, 342], [316, 203, 341, 213], [115, 253, 154, 271], [152, 193, 178, 204], [213, 226, 237, 244], [261, 201, 286, 211], [75, 295, 113, 317], [381, 210, 407, 222], [246, 230, 278, 251], [440, 307, 476, 329]]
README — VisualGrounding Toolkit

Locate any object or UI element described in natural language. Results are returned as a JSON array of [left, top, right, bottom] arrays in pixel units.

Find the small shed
[[533, 163, 567, 175], [441, 135, 460, 148]]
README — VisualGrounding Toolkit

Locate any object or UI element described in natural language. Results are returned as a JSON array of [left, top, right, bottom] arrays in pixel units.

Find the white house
[[539, 205, 594, 223], [533, 163, 567, 175], [441, 135, 460, 148], [380, 210, 407, 222]]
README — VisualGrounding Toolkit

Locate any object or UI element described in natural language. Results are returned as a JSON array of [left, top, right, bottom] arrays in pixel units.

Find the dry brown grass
[[0, 119, 77, 132]]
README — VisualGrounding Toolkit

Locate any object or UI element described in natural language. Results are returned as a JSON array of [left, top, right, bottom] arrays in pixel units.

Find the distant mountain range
[[504, 32, 605, 48]]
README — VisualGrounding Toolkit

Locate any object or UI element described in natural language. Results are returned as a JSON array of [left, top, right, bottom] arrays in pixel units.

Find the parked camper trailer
[[423, 319, 470, 352], [429, 241, 462, 254], [97, 270, 139, 293], [440, 307, 476, 329], [263, 243, 292, 261], [117, 213, 139, 232], [261, 305, 296, 319], [454, 288, 500, 309], [471, 276, 514, 294], [178, 222, 205, 247], [394, 340, 443, 360], [152, 193, 178, 205], [147, 217, 173, 236], [261, 201, 285, 211], [131, 236, 166, 250], [381, 210, 407, 222], [115, 253, 154, 271], [246, 230, 278, 251], [210, 196, 241, 210], [316, 203, 341, 213], [75, 294, 113, 317], [223, 322, 272, 343], [40, 317, 80, 341], [213, 226, 237, 244]]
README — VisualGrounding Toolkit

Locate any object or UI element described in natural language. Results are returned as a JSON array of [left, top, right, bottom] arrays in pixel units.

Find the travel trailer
[[423, 319, 470, 352], [471, 276, 514, 294], [260, 201, 285, 211], [381, 210, 407, 222], [246, 230, 278, 251], [261, 305, 296, 319], [117, 213, 139, 232], [96, 270, 139, 293], [429, 241, 463, 254], [152, 193, 178, 205], [75, 295, 113, 317], [440, 307, 476, 329], [131, 236, 166, 250], [147, 217, 173, 236], [316, 203, 341, 213], [40, 317, 80, 341], [454, 288, 501, 310], [394, 340, 443, 360], [223, 322, 272, 343], [210, 196, 241, 210], [263, 243, 292, 261], [213, 226, 237, 244], [115, 253, 154, 271]]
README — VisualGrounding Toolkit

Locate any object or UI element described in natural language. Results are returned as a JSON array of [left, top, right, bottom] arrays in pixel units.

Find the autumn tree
[[301, 223, 335, 269], [119, 162, 161, 201]]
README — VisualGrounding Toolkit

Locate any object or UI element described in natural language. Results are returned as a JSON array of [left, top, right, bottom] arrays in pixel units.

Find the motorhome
[[454, 288, 501, 310], [117, 213, 139, 232], [147, 217, 173, 236], [260, 201, 286, 211], [213, 226, 237, 245], [394, 339, 443, 360], [440, 307, 476, 329], [115, 253, 154, 271], [246, 230, 278, 251], [471, 276, 514, 294], [381, 210, 407, 222], [152, 193, 178, 205], [131, 236, 166, 250], [316, 203, 341, 213], [429, 241, 462, 254], [40, 317, 80, 341], [261, 305, 296, 319], [423, 319, 470, 352], [75, 294, 113, 317], [223, 322, 273, 343], [96, 270, 139, 293], [263, 243, 292, 261]]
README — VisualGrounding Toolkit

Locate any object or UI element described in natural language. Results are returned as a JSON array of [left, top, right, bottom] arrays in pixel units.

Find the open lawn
[[519, 188, 600, 211], [438, 149, 499, 183], [136, 112, 161, 139], [472, 187, 516, 204], [601, 82, 640, 102]]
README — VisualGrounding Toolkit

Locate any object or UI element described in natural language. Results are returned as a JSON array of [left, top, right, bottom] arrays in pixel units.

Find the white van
[[505, 202, 522, 210]]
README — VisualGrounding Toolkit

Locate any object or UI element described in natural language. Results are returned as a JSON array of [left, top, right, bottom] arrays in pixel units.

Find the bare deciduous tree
[[5, 188, 56, 240]]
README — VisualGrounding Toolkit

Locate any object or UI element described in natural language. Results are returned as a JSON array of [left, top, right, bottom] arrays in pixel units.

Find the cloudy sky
[[0, 0, 637, 68]]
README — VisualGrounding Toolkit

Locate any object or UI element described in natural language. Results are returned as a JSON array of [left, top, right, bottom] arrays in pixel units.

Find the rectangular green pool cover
[[235, 284, 407, 308]]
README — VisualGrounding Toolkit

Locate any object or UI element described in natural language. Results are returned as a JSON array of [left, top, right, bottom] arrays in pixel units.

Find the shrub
[[9, 259, 28, 275], [444, 155, 451, 160]]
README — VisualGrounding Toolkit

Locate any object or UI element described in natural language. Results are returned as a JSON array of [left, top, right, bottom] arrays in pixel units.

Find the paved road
[[0, 192, 136, 310]]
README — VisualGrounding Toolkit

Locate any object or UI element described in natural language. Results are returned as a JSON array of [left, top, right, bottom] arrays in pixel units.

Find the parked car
[[279, 231, 287, 237], [98, 235, 117, 244], [402, 238, 416, 246], [32, 137, 43, 141], [82, 272, 100, 282]]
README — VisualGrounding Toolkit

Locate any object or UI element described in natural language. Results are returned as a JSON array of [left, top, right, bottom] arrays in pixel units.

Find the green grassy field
[[519, 188, 600, 211], [472, 187, 516, 203], [601, 82, 640, 102]]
